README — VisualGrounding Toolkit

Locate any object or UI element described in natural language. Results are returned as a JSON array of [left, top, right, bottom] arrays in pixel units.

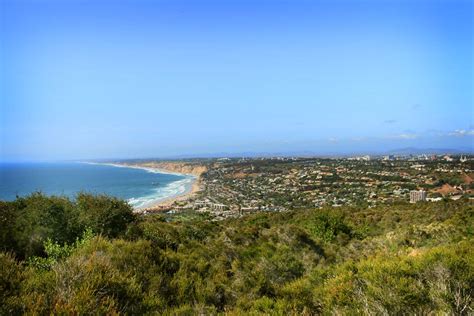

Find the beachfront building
[[410, 190, 427, 203]]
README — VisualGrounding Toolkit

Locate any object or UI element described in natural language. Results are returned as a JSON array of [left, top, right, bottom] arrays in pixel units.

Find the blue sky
[[1, 0, 473, 161]]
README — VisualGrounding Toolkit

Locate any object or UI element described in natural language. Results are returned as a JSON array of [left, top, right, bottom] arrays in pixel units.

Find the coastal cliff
[[126, 161, 207, 177]]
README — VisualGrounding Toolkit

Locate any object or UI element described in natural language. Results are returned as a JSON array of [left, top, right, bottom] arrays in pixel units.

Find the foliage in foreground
[[0, 194, 473, 314]]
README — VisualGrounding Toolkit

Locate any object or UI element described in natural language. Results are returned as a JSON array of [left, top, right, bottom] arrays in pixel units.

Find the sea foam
[[127, 176, 195, 209], [80, 161, 195, 209]]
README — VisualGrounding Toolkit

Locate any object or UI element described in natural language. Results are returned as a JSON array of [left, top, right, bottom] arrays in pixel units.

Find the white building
[[410, 190, 427, 203], [443, 155, 454, 162]]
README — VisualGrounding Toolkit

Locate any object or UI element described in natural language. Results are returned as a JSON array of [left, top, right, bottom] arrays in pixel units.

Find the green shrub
[[76, 193, 136, 238], [0, 253, 24, 315], [0, 193, 137, 258], [0, 195, 472, 314], [304, 210, 353, 242]]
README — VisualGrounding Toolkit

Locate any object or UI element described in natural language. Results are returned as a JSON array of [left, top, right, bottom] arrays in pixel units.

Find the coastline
[[98, 161, 206, 212], [140, 175, 202, 211]]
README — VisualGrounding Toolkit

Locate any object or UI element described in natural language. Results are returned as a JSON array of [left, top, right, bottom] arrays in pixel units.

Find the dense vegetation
[[1, 193, 473, 314]]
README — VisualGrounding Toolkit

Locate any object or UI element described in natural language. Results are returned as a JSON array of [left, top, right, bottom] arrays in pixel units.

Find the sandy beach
[[112, 161, 207, 212], [141, 176, 202, 211]]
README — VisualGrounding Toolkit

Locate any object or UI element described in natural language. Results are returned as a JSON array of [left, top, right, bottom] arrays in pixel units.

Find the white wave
[[127, 176, 195, 209], [77, 161, 196, 209]]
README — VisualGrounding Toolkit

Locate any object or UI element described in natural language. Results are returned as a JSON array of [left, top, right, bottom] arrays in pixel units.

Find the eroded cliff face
[[133, 162, 207, 177]]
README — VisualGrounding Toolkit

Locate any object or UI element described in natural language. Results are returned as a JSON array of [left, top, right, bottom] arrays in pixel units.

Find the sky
[[1, 0, 473, 161]]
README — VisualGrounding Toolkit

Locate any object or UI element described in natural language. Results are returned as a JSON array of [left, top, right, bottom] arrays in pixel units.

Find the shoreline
[[140, 175, 202, 212], [94, 161, 205, 212]]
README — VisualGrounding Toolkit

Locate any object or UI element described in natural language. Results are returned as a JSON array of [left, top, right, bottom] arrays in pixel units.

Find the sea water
[[0, 162, 194, 208]]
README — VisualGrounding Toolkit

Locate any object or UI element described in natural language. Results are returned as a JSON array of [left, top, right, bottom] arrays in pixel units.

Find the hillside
[[1, 194, 473, 314]]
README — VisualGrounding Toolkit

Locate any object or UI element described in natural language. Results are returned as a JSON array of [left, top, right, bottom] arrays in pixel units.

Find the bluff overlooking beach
[[117, 161, 207, 178]]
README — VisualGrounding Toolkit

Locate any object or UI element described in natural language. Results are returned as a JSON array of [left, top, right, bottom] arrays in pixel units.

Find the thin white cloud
[[387, 133, 418, 140], [448, 129, 474, 137], [323, 128, 472, 144]]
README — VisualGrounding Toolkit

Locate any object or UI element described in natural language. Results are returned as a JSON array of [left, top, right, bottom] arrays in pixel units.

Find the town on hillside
[[138, 154, 474, 220]]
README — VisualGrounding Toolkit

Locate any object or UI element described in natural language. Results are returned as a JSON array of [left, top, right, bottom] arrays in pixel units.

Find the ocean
[[0, 162, 195, 209]]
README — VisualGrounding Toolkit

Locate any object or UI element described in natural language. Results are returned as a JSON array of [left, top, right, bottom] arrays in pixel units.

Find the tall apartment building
[[410, 190, 427, 203]]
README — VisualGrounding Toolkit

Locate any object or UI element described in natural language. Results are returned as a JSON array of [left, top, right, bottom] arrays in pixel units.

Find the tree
[[76, 193, 136, 238]]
